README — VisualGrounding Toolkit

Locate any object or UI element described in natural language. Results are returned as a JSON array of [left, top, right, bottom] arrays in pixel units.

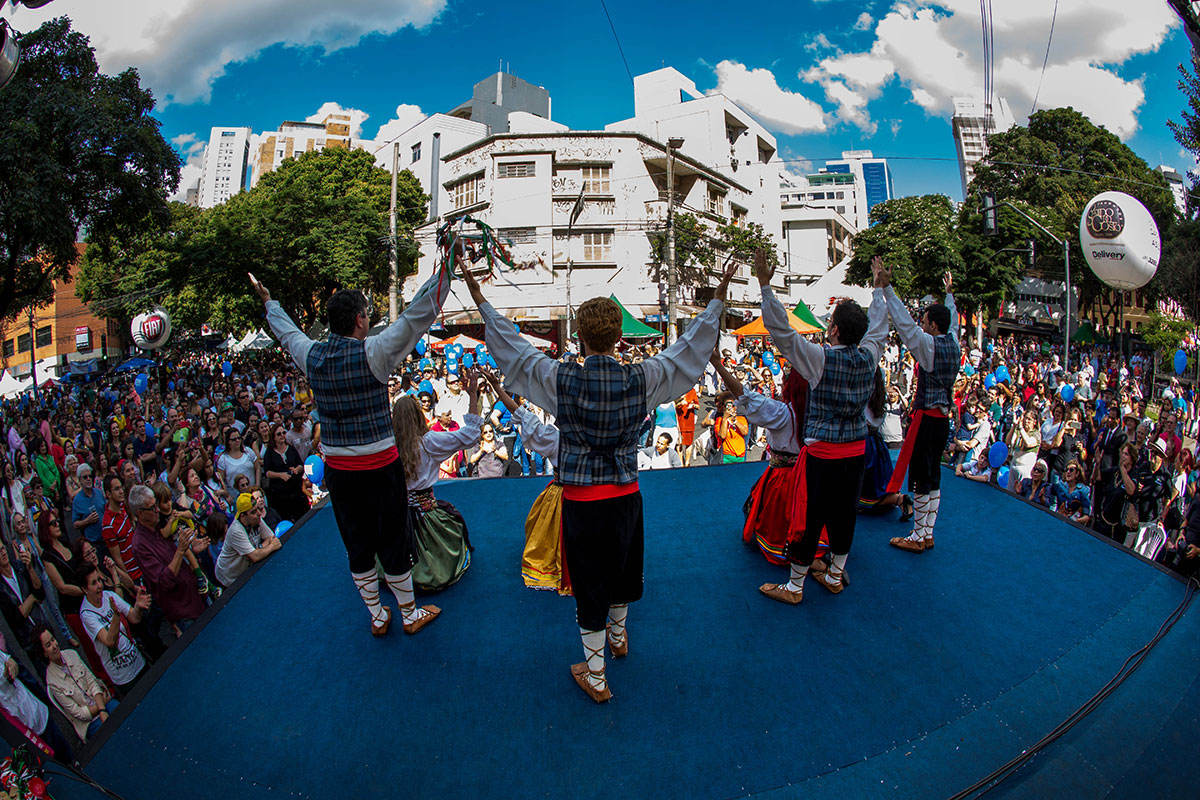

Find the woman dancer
[[860, 369, 914, 518], [392, 372, 481, 592]]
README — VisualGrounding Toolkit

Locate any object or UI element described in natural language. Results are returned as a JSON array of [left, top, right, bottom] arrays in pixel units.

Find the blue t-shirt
[[654, 402, 678, 428], [71, 486, 106, 544]]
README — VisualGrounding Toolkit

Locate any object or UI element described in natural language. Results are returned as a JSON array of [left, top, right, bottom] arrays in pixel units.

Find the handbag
[[1122, 499, 1140, 529]]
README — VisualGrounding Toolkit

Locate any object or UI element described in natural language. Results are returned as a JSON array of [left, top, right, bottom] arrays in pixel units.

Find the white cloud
[[710, 61, 827, 135], [168, 147, 205, 203], [800, 0, 1177, 140], [7, 0, 447, 106], [306, 101, 370, 140], [853, 12, 874, 32], [805, 33, 836, 53], [373, 104, 428, 144], [171, 132, 205, 158]]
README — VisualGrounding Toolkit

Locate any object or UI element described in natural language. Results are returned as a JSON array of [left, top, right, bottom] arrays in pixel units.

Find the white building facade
[[951, 96, 1016, 197], [249, 114, 377, 188], [197, 127, 251, 209]]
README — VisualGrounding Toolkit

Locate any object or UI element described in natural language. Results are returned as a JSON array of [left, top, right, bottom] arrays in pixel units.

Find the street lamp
[[665, 137, 684, 343]]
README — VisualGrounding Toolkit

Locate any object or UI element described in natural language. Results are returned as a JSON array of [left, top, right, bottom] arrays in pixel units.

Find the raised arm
[[859, 287, 889, 367], [757, 249, 824, 384], [642, 258, 739, 408], [422, 414, 483, 463], [365, 268, 452, 381], [252, 274, 314, 375], [513, 405, 560, 464]]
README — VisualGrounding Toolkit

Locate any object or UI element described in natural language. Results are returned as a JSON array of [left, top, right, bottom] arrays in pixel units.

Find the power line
[[1031, 0, 1060, 116], [598, 0, 635, 87]]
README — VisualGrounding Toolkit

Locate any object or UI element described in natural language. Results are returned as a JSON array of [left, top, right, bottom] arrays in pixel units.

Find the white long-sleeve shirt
[[409, 414, 483, 491], [738, 390, 801, 455], [479, 299, 725, 417], [882, 286, 958, 372], [760, 286, 888, 389], [513, 405, 559, 466]]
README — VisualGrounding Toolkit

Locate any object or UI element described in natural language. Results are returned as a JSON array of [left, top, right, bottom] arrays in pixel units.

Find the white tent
[[0, 372, 23, 399], [218, 335, 237, 350], [33, 357, 59, 379], [796, 257, 874, 318], [233, 329, 274, 352]]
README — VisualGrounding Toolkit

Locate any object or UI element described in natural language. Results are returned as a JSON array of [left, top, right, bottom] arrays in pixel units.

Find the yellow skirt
[[521, 482, 571, 595]]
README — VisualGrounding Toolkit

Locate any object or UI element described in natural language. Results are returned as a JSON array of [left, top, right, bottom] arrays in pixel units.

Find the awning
[[791, 301, 826, 331], [732, 312, 821, 337], [430, 334, 484, 351], [609, 295, 663, 339]]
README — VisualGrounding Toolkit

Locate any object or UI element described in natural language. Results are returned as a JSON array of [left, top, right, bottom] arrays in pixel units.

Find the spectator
[[639, 433, 682, 470], [101, 474, 141, 583], [71, 463, 106, 546], [262, 423, 308, 523], [78, 563, 151, 699], [1008, 408, 1040, 483], [0, 531, 47, 659], [1053, 460, 1092, 526], [35, 624, 116, 742], [710, 394, 749, 464], [467, 422, 508, 478], [1017, 459, 1054, 507], [217, 428, 258, 490], [128, 484, 207, 631], [955, 447, 993, 483], [0, 640, 73, 758], [215, 493, 282, 588]]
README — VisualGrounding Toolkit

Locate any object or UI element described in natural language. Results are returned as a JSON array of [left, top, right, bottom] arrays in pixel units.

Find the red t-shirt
[[102, 505, 142, 581]]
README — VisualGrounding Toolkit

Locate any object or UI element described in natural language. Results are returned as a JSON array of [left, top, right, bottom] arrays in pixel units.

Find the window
[[582, 166, 611, 194], [452, 176, 480, 209], [731, 207, 747, 228], [706, 185, 726, 216], [2, 340, 11, 358], [411, 142, 421, 163], [836, 192, 845, 199], [812, 192, 826, 200], [35, 326, 51, 348], [221, 131, 235, 137], [497, 161, 535, 178], [582, 231, 613, 262], [16, 334, 30, 353]]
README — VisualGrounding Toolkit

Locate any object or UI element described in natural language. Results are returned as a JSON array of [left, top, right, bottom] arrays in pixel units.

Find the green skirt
[[409, 499, 472, 591]]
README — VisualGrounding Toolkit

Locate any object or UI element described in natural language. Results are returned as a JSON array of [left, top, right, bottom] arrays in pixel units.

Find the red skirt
[[742, 465, 828, 565]]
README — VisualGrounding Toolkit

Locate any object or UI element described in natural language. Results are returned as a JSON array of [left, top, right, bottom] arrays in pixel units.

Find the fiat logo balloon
[[1078, 191, 1160, 290], [131, 308, 172, 350]]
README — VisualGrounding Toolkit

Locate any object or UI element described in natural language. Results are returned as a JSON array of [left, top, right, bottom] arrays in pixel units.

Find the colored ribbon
[[886, 408, 948, 494]]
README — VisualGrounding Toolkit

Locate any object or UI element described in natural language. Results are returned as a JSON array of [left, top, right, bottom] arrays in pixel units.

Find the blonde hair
[[392, 396, 428, 483], [577, 297, 622, 354]]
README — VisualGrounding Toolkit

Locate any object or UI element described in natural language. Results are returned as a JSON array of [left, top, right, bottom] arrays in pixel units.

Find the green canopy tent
[[609, 295, 664, 339], [1071, 320, 1107, 345], [791, 301, 826, 331]]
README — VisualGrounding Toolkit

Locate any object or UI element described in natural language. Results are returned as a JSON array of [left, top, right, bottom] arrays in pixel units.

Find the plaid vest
[[913, 334, 959, 410], [306, 335, 393, 448], [555, 358, 646, 486], [805, 345, 874, 443]]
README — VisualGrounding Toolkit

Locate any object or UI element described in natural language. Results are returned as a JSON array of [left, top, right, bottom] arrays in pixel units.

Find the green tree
[[847, 194, 967, 298], [80, 147, 428, 333], [1141, 311, 1193, 358], [648, 212, 714, 287], [968, 107, 1176, 319], [0, 17, 180, 321]]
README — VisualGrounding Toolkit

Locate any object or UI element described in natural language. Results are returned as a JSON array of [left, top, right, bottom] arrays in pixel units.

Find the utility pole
[[665, 137, 685, 344], [388, 141, 400, 322], [27, 306, 37, 405], [566, 186, 585, 345]]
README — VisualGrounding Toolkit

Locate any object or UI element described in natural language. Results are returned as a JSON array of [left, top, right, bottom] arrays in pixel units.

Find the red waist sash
[[326, 446, 399, 472], [561, 482, 639, 502], [787, 440, 867, 541], [886, 409, 948, 494]]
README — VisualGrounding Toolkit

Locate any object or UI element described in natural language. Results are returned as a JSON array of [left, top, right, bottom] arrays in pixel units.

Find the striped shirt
[[102, 506, 141, 581]]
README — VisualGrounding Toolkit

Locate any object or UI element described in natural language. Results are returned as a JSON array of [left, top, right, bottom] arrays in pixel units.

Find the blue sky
[[5, 0, 1194, 202]]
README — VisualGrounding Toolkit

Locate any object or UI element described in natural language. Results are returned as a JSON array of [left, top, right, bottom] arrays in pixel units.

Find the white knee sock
[[906, 494, 930, 542], [607, 604, 628, 645], [829, 552, 848, 580], [580, 628, 607, 690], [924, 490, 941, 540], [352, 570, 386, 623], [383, 570, 431, 625], [785, 562, 808, 593]]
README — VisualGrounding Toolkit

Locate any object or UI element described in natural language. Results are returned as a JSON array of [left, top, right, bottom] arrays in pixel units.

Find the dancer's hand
[[753, 248, 774, 287], [458, 261, 487, 307], [944, 270, 954, 293], [248, 273, 271, 303], [871, 256, 890, 289], [715, 254, 740, 303]]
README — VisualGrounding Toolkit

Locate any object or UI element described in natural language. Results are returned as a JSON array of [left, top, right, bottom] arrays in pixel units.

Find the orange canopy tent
[[732, 312, 821, 337], [430, 334, 484, 351]]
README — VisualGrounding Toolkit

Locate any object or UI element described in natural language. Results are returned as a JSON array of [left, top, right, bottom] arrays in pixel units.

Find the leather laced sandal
[[815, 568, 845, 594], [809, 558, 828, 577], [371, 606, 392, 637], [923, 536, 935, 549], [759, 582, 803, 605], [400, 603, 441, 635], [890, 536, 926, 553], [571, 662, 612, 703], [605, 624, 628, 658]]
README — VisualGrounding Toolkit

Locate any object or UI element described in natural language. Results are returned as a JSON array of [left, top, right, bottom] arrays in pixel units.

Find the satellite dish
[[1078, 191, 1160, 290], [0, 20, 19, 92]]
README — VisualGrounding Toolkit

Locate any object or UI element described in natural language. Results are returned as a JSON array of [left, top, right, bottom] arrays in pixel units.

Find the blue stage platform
[[56, 464, 1200, 799]]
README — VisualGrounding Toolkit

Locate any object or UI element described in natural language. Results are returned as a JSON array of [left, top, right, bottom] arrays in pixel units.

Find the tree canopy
[[78, 147, 428, 334], [0, 17, 180, 321], [846, 194, 971, 300]]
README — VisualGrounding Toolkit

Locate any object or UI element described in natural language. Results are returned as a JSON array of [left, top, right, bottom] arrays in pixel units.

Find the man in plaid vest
[[755, 250, 889, 604], [882, 268, 958, 553], [459, 261, 737, 703], [250, 269, 448, 638]]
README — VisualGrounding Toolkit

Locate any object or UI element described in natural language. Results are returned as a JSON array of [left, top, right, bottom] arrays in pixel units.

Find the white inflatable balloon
[[1078, 191, 1160, 290], [131, 308, 172, 350]]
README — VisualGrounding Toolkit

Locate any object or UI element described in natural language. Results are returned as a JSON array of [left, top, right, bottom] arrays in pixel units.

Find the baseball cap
[[220, 402, 234, 412], [236, 492, 256, 516]]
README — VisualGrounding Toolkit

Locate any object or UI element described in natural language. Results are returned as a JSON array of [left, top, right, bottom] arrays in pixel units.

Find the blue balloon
[[415, 339, 427, 356], [221, 361, 233, 377], [145, 422, 154, 437], [463, 354, 475, 368], [418, 380, 434, 395], [275, 520, 293, 537], [996, 366, 1011, 383], [963, 364, 975, 377], [762, 351, 775, 364], [1060, 384, 1075, 402], [304, 455, 324, 485], [997, 466, 1010, 488], [1175, 349, 1188, 376], [447, 365, 460, 376], [988, 441, 1008, 469], [419, 358, 433, 371], [769, 362, 781, 375], [134, 374, 148, 394], [984, 374, 996, 390], [167, 380, 175, 391], [486, 355, 497, 369], [475, 344, 487, 358]]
